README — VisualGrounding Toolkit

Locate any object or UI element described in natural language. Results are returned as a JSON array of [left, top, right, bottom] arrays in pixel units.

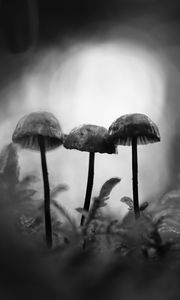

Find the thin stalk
[[38, 135, 52, 248], [132, 136, 140, 219], [80, 152, 95, 226]]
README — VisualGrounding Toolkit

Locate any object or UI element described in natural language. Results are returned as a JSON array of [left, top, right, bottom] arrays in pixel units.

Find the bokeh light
[[0, 39, 170, 219]]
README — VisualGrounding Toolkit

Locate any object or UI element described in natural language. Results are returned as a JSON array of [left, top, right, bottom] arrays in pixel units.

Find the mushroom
[[12, 111, 63, 248], [108, 113, 160, 219], [64, 124, 116, 226]]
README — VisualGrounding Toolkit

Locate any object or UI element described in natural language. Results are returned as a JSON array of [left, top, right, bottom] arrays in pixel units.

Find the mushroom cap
[[108, 113, 160, 146], [64, 124, 117, 154], [12, 112, 63, 151]]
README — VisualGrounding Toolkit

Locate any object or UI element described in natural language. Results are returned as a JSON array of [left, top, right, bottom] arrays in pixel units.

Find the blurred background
[[0, 0, 179, 220]]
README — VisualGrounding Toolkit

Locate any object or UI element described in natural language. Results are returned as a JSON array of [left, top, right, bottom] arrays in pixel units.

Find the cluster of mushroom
[[12, 111, 160, 248]]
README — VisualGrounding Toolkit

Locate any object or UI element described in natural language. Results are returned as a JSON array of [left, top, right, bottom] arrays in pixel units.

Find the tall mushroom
[[108, 113, 160, 219], [64, 124, 116, 226], [12, 112, 63, 248]]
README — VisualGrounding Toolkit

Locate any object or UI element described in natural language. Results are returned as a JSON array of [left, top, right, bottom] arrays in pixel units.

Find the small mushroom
[[64, 124, 116, 226], [108, 113, 160, 219], [12, 111, 63, 248]]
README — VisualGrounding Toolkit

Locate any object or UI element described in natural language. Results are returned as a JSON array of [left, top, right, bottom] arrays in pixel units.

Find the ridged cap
[[108, 113, 160, 146], [12, 112, 63, 151]]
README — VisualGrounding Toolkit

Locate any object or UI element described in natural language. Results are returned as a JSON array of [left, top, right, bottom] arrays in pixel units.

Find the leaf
[[50, 184, 68, 198], [153, 214, 167, 228], [120, 197, 134, 211], [160, 189, 180, 205], [140, 201, 149, 211], [16, 188, 37, 199], [20, 175, 37, 187], [1, 143, 20, 185], [52, 200, 77, 231], [154, 208, 180, 222], [85, 178, 121, 226], [32, 215, 44, 227], [98, 202, 108, 208], [159, 224, 180, 235], [19, 215, 36, 228], [75, 207, 88, 217], [99, 177, 121, 199], [0, 144, 11, 172]]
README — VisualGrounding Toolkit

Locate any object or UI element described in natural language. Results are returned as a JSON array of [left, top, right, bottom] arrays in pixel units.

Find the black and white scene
[[0, 0, 180, 299]]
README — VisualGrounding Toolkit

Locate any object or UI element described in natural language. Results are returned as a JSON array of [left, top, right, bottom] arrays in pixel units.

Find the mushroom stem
[[80, 152, 95, 226], [38, 135, 52, 248], [132, 136, 140, 219]]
